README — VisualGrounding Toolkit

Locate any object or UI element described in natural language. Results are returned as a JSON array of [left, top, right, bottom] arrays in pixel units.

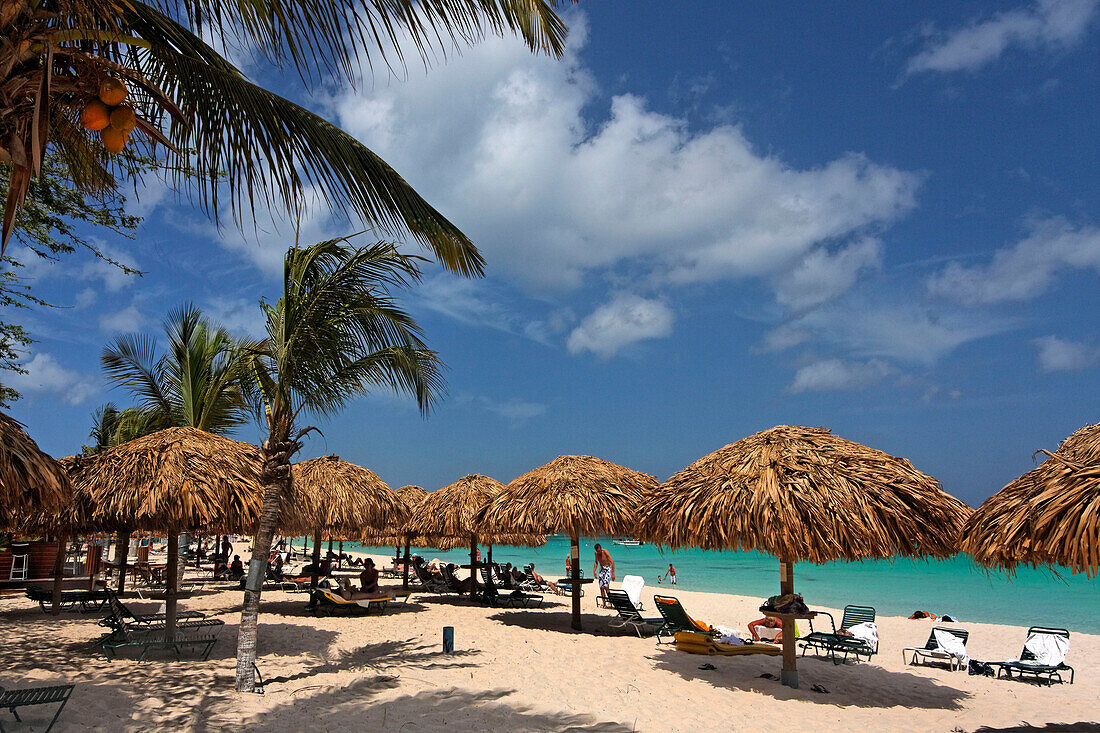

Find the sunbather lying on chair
[[334, 577, 391, 601]]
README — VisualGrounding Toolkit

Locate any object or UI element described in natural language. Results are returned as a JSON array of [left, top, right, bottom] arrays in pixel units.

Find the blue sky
[[6, 1, 1099, 507]]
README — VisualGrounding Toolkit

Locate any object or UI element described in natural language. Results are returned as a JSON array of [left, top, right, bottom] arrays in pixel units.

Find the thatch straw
[[281, 455, 406, 537], [477, 455, 658, 538], [0, 410, 71, 514], [80, 426, 264, 533], [4, 455, 104, 534], [395, 484, 428, 507], [405, 474, 507, 539], [637, 425, 970, 563], [963, 422, 1100, 577]]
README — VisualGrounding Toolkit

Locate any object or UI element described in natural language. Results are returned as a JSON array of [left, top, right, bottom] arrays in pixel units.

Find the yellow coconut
[[80, 99, 111, 131], [109, 106, 137, 132], [100, 125, 129, 154], [98, 78, 127, 106]]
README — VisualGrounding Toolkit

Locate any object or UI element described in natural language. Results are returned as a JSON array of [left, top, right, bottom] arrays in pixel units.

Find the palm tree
[[235, 233, 441, 692], [0, 0, 570, 257], [101, 301, 257, 627]]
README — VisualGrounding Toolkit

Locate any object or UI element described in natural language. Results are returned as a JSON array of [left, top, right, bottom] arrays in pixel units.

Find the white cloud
[[1033, 335, 1100, 371], [99, 305, 145, 333], [6, 352, 98, 405], [202, 296, 266, 339], [788, 358, 893, 393], [772, 238, 882, 312], [906, 0, 1098, 75], [473, 396, 547, 422], [328, 16, 920, 296], [80, 243, 140, 292], [412, 275, 567, 345], [925, 218, 1100, 305], [566, 293, 673, 359]]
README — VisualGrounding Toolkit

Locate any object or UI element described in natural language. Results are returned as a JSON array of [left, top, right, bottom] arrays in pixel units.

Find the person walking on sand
[[593, 544, 615, 601], [661, 564, 677, 585]]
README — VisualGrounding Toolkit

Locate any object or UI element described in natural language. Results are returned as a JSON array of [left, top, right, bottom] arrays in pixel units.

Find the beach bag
[[776, 594, 809, 614], [968, 660, 995, 677]]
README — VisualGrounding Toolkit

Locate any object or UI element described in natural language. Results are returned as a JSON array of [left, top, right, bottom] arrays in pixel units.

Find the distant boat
[[613, 539, 644, 546]]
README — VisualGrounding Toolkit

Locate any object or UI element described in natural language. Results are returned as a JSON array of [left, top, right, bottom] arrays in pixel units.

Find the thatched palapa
[[637, 425, 969, 563], [637, 425, 970, 688], [478, 455, 658, 630], [0, 410, 71, 514], [963, 422, 1100, 577], [282, 455, 406, 538]]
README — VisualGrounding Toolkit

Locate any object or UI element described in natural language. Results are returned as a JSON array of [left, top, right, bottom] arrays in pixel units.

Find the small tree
[[236, 234, 442, 692]]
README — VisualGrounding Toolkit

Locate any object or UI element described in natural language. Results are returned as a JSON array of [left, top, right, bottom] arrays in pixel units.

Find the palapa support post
[[469, 535, 478, 597], [165, 531, 179, 640], [779, 560, 797, 689], [50, 535, 67, 615], [570, 535, 581, 631], [115, 531, 130, 594], [402, 537, 411, 591], [307, 531, 322, 608]]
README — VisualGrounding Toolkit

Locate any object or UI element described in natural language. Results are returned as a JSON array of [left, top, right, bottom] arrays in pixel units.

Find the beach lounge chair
[[620, 575, 646, 610], [606, 589, 663, 637], [989, 627, 1074, 685], [0, 683, 73, 732], [674, 631, 783, 656], [481, 581, 543, 609], [25, 586, 109, 613], [310, 588, 392, 616], [903, 626, 969, 671], [99, 622, 218, 662], [100, 589, 210, 630], [798, 605, 878, 664], [412, 561, 453, 594], [652, 595, 720, 644]]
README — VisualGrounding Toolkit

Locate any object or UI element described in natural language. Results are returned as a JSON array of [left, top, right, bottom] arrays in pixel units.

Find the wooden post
[[50, 535, 67, 615], [570, 535, 581, 631], [779, 560, 797, 689], [115, 531, 130, 594], [165, 531, 179, 641], [402, 537, 411, 591], [307, 531, 322, 607], [469, 535, 477, 597]]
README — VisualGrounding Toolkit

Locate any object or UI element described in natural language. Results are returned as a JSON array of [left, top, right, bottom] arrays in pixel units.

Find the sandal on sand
[[698, 663, 717, 670], [758, 673, 778, 680], [811, 684, 829, 694]]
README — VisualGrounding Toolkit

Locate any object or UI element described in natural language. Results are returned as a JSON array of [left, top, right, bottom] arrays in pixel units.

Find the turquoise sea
[[341, 535, 1100, 634]]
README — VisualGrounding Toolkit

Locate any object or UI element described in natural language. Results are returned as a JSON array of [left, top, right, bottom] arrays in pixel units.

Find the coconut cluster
[[79, 78, 136, 153]]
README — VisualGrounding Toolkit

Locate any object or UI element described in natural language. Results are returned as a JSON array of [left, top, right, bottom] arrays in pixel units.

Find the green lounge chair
[[310, 588, 392, 616], [102, 589, 207, 627], [481, 581, 543, 609], [99, 622, 218, 662], [25, 586, 109, 613], [990, 627, 1074, 685], [0, 684, 73, 733], [606, 590, 663, 637], [903, 626, 969, 671], [652, 595, 720, 644], [798, 604, 878, 664]]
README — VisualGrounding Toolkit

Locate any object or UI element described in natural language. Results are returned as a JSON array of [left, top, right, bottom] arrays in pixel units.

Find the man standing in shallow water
[[593, 544, 615, 600]]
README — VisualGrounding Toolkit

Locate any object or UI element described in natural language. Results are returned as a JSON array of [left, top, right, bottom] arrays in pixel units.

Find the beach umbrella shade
[[962, 422, 1100, 578], [637, 425, 971, 689], [0, 410, 71, 515], [477, 455, 659, 630], [282, 455, 408, 594], [405, 474, 513, 597], [77, 427, 264, 636]]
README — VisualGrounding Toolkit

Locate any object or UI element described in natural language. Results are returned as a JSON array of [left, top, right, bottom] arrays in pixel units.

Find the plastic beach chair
[[0, 683, 74, 732], [989, 627, 1074, 685], [652, 595, 719, 644], [606, 590, 662, 637], [903, 626, 969, 671]]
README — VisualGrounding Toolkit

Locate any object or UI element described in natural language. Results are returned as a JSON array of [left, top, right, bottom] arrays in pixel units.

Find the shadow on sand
[[969, 724, 1100, 733], [487, 609, 623, 635], [651, 644, 970, 710], [261, 638, 482, 686], [245, 683, 634, 732]]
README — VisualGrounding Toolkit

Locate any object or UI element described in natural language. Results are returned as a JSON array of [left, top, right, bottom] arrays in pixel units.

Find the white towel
[[933, 629, 969, 664], [1013, 632, 1069, 667], [715, 626, 747, 645], [847, 621, 878, 647]]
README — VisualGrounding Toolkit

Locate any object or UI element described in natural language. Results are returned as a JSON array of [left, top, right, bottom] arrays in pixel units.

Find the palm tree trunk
[[235, 437, 293, 693], [165, 530, 179, 640], [115, 531, 130, 594], [50, 535, 67, 615]]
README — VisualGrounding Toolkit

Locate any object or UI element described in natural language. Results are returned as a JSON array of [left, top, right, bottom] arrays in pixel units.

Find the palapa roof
[[405, 474, 507, 539], [963, 422, 1100, 577], [395, 484, 428, 507], [637, 425, 971, 563], [79, 426, 264, 534], [478, 455, 658, 539], [281, 455, 407, 537], [0, 410, 71, 515], [4, 455, 103, 534]]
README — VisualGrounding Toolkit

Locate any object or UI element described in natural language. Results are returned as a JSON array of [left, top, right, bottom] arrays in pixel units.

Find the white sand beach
[[2, 551, 1096, 732]]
